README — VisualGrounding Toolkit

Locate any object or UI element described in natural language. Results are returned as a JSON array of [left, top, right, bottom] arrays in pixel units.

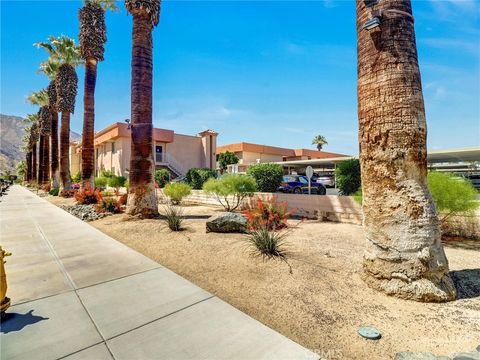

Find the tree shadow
[[450, 269, 480, 300], [0, 310, 49, 334]]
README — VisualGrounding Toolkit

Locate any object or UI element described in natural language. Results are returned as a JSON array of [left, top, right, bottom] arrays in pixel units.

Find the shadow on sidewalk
[[450, 269, 480, 300], [1, 310, 49, 334]]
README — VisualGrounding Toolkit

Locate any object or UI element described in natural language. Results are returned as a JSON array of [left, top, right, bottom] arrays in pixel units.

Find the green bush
[[100, 170, 114, 178], [95, 177, 108, 189], [163, 182, 192, 205], [244, 226, 290, 260], [247, 163, 283, 193], [154, 169, 171, 188], [428, 172, 479, 221], [218, 151, 239, 173], [335, 159, 361, 195], [353, 189, 363, 205], [49, 187, 60, 196], [203, 174, 257, 211], [71, 171, 81, 183], [108, 175, 127, 189], [186, 168, 216, 190]]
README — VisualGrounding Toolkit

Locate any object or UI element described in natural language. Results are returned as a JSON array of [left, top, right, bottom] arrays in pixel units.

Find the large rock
[[206, 212, 247, 233]]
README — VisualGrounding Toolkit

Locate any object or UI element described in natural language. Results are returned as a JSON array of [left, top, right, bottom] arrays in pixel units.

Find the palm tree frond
[[27, 89, 49, 107]]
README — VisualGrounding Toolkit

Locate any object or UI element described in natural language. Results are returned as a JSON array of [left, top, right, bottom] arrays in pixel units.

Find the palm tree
[[79, 0, 117, 188], [124, 0, 161, 217], [27, 90, 50, 185], [39, 58, 61, 188], [312, 135, 328, 151], [21, 125, 33, 182], [26, 114, 40, 184], [356, 0, 455, 301], [36, 36, 82, 191]]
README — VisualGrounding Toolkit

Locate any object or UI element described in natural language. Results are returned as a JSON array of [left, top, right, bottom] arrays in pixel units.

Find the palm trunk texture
[[60, 112, 71, 190], [38, 135, 44, 183], [81, 59, 97, 188], [356, 0, 455, 301], [50, 110, 60, 188], [32, 143, 37, 183], [126, 11, 159, 217]]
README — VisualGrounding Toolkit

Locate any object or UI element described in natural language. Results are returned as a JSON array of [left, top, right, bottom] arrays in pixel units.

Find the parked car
[[278, 175, 326, 195], [315, 174, 335, 188]]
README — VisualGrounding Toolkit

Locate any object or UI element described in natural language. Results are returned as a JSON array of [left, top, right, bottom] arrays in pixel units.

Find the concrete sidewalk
[[0, 186, 317, 360]]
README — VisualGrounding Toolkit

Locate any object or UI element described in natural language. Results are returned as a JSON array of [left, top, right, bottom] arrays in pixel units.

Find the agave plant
[[124, 0, 161, 218], [79, 0, 117, 188]]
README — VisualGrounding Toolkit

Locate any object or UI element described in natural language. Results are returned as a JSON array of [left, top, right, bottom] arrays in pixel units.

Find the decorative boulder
[[206, 212, 248, 233]]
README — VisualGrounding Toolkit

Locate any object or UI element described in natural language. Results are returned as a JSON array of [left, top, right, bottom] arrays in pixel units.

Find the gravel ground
[[46, 196, 480, 359]]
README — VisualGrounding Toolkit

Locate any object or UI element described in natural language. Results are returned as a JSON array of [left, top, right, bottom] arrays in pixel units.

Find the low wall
[[158, 189, 363, 225]]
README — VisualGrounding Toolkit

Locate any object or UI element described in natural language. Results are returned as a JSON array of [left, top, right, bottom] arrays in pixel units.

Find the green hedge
[[335, 159, 361, 196], [154, 169, 171, 188], [246, 163, 283, 193], [186, 168, 216, 190]]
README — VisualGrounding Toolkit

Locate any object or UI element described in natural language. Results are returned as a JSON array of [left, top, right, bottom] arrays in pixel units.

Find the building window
[[112, 142, 116, 154]]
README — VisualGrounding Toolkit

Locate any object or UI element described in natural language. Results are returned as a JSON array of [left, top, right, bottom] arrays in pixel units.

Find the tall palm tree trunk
[[43, 133, 50, 184], [38, 135, 45, 183], [32, 143, 37, 183], [356, 0, 455, 301], [60, 112, 71, 190], [126, 12, 158, 217], [81, 59, 97, 188], [50, 110, 60, 187], [26, 152, 32, 182]]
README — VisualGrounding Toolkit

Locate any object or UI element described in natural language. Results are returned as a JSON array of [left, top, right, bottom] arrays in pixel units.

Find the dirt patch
[[85, 207, 479, 360]]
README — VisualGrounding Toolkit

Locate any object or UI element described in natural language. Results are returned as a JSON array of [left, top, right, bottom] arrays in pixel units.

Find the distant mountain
[[0, 113, 81, 174]]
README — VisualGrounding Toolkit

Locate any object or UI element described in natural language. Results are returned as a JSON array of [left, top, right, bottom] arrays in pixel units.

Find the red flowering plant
[[243, 196, 290, 231], [74, 183, 102, 205]]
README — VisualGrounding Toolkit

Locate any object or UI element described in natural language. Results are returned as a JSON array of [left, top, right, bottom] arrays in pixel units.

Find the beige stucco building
[[71, 123, 218, 178], [216, 142, 348, 173]]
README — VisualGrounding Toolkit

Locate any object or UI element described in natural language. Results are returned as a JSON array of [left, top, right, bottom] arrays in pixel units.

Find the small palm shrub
[[49, 187, 60, 196], [203, 174, 257, 212], [163, 204, 184, 231], [100, 170, 114, 178], [244, 196, 289, 230], [108, 175, 127, 194], [154, 169, 171, 188], [75, 183, 102, 205], [71, 171, 81, 183], [186, 168, 216, 190], [97, 197, 123, 213], [163, 182, 192, 205], [247, 163, 284, 193], [244, 226, 290, 260]]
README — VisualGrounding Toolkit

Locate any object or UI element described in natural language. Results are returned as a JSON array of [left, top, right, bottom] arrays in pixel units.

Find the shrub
[[428, 172, 479, 222], [71, 172, 81, 183], [244, 226, 290, 260], [163, 182, 192, 205], [100, 170, 114, 178], [186, 168, 216, 190], [49, 187, 60, 196], [247, 163, 283, 193], [95, 177, 108, 189], [218, 151, 239, 173], [335, 159, 361, 195], [97, 197, 123, 214], [75, 183, 102, 205], [353, 188, 363, 205], [244, 196, 289, 231], [108, 175, 127, 194], [203, 174, 257, 211], [72, 183, 81, 190], [119, 193, 128, 206], [154, 169, 171, 188], [163, 204, 184, 231], [41, 183, 51, 192]]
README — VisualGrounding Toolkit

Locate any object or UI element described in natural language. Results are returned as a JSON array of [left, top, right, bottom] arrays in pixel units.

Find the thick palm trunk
[[59, 112, 71, 190], [26, 152, 32, 182], [43, 133, 50, 184], [126, 12, 158, 217], [50, 110, 60, 188], [38, 135, 44, 183], [32, 143, 37, 183], [81, 59, 97, 188], [356, 0, 455, 301]]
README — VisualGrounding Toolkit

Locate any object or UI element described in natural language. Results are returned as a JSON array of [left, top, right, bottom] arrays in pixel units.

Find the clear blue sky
[[1, 0, 479, 155]]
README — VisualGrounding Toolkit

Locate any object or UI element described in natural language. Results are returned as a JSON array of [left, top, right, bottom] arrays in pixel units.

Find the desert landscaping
[[44, 192, 480, 359]]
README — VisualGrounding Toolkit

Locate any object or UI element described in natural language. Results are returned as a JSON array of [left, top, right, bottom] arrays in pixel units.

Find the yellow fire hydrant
[[0, 246, 11, 317]]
